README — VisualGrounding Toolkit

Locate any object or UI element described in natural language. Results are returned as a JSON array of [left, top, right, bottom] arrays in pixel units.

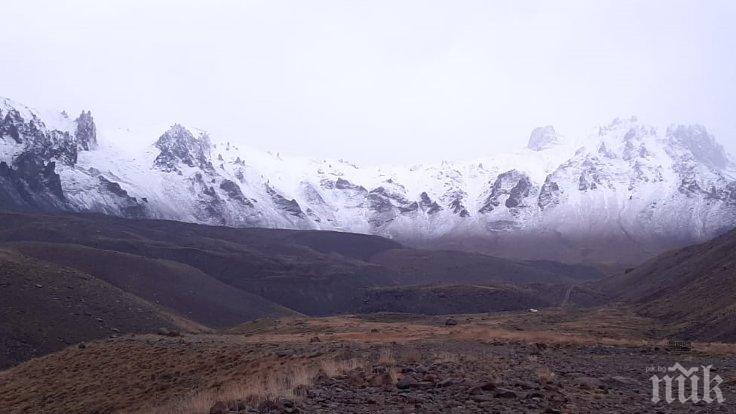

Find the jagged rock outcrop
[[154, 125, 213, 172], [479, 170, 533, 213], [74, 111, 97, 151], [335, 178, 366, 192], [97, 176, 147, 218], [538, 176, 561, 210], [219, 179, 253, 207], [266, 184, 305, 218], [0, 99, 92, 211], [0, 159, 67, 211], [419, 192, 441, 214], [367, 187, 398, 227], [447, 192, 469, 217]]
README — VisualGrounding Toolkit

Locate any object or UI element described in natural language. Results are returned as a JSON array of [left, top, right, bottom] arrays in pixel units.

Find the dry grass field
[[2, 308, 735, 413]]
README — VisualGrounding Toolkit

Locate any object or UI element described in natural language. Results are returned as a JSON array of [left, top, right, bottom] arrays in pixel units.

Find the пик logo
[[650, 363, 725, 404]]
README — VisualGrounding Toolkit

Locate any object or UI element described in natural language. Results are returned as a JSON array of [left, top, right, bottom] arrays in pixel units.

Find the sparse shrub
[[401, 347, 423, 364], [319, 358, 363, 377], [536, 366, 556, 384], [146, 358, 365, 414], [432, 351, 460, 364], [376, 348, 395, 365]]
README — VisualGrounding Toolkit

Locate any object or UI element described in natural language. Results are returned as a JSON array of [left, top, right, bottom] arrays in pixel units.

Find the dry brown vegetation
[[227, 307, 664, 348], [1, 308, 735, 414], [536, 366, 556, 384], [148, 357, 369, 414]]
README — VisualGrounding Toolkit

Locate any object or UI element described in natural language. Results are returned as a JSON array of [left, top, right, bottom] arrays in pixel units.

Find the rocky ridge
[[1, 97, 735, 263]]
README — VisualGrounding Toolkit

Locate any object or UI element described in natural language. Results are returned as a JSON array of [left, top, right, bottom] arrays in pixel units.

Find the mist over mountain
[[1, 96, 735, 264], [4, 2, 736, 412]]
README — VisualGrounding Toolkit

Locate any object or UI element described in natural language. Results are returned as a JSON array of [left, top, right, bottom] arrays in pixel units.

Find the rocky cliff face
[[1, 98, 734, 264], [75, 110, 97, 151], [0, 98, 79, 210], [0, 98, 150, 215]]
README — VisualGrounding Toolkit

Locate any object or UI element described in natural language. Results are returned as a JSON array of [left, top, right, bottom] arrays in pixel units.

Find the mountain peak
[[667, 124, 730, 170], [527, 126, 559, 151], [0, 97, 36, 124], [154, 124, 213, 172]]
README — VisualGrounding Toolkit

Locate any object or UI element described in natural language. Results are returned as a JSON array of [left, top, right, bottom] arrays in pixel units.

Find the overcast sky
[[1, 0, 735, 164]]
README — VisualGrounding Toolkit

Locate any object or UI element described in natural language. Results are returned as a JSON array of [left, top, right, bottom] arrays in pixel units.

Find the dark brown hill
[[371, 249, 602, 285], [0, 249, 184, 368], [0, 212, 601, 315], [0, 211, 605, 368], [358, 284, 553, 315], [358, 282, 609, 315], [597, 228, 736, 341], [0, 212, 399, 315], [4, 242, 296, 328]]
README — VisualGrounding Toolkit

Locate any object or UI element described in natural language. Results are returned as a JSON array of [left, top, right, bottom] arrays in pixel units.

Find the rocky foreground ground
[[211, 341, 736, 414], [1, 310, 735, 413]]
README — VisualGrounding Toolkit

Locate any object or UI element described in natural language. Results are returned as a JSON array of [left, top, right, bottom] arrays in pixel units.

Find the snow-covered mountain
[[2, 96, 734, 264]]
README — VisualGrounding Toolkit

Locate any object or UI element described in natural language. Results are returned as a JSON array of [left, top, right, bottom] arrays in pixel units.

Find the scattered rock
[[445, 318, 458, 326], [470, 381, 497, 394], [368, 371, 394, 388], [514, 380, 538, 389], [157, 327, 181, 337], [101, 335, 735, 414], [209, 401, 227, 414], [573, 376, 604, 390], [437, 378, 456, 387], [525, 391, 546, 400], [609, 375, 638, 387], [471, 394, 494, 402], [396, 376, 417, 390], [494, 388, 518, 398]]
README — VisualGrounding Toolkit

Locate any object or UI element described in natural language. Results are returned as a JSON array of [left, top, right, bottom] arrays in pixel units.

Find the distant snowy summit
[[1, 97, 734, 264], [527, 126, 560, 151]]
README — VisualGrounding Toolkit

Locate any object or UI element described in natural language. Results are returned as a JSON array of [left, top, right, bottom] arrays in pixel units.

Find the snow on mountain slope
[[1, 97, 734, 264]]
